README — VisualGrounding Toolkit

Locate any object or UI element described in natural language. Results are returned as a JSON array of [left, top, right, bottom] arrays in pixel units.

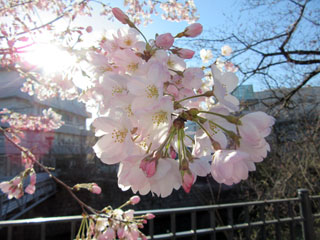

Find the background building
[[0, 68, 92, 177]]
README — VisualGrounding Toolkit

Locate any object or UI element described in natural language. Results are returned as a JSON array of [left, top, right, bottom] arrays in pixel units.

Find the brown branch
[[273, 65, 320, 108], [0, 127, 98, 215], [278, 1, 320, 64]]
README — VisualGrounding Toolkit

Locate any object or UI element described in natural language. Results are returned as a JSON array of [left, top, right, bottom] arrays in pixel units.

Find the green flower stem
[[177, 129, 182, 161], [199, 110, 241, 125], [185, 134, 195, 144], [164, 129, 176, 157], [133, 26, 148, 44], [208, 119, 230, 133], [177, 93, 209, 103], [198, 110, 227, 119], [180, 129, 186, 159], [117, 200, 130, 210], [194, 120, 212, 139]]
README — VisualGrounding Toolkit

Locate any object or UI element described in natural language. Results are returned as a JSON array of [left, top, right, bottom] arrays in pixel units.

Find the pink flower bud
[[130, 195, 141, 205], [184, 23, 203, 37], [155, 33, 174, 50], [91, 183, 102, 194], [182, 171, 194, 193], [176, 48, 195, 59], [145, 213, 155, 219], [112, 8, 129, 24], [169, 146, 177, 159], [140, 158, 157, 178], [18, 36, 29, 42], [86, 26, 93, 33]]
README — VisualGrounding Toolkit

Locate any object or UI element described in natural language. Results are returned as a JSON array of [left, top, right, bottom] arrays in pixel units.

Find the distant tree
[[186, 0, 319, 110]]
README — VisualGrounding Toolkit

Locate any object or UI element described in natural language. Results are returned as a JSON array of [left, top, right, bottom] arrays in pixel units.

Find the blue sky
[[78, 0, 241, 40], [140, 0, 241, 39]]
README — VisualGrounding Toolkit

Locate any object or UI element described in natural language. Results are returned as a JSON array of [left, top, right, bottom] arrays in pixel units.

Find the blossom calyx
[[173, 117, 185, 129], [227, 131, 241, 147], [180, 158, 189, 171], [188, 108, 199, 117], [210, 137, 222, 151], [225, 115, 242, 125]]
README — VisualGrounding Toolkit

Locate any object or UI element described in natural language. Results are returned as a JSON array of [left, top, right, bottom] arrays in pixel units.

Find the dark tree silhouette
[[185, 0, 319, 109]]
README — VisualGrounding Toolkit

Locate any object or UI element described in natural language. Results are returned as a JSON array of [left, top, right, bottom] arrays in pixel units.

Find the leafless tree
[[185, 0, 319, 110]]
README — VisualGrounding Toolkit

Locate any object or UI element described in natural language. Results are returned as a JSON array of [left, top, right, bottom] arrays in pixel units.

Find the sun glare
[[24, 44, 76, 74]]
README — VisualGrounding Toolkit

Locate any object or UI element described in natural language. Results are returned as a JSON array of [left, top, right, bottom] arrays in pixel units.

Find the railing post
[[298, 189, 315, 240]]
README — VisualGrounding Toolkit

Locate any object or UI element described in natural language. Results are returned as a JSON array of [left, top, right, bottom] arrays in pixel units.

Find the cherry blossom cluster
[[0, 130, 155, 240], [0, 108, 64, 138], [76, 196, 155, 240], [0, 167, 36, 199], [0, 0, 198, 67], [70, 8, 276, 198]]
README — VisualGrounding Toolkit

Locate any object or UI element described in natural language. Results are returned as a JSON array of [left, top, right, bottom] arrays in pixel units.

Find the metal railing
[[0, 189, 319, 240]]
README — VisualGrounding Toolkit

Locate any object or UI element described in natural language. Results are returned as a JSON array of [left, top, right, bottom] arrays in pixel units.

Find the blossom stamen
[[111, 129, 128, 143], [146, 84, 159, 98], [152, 111, 167, 126]]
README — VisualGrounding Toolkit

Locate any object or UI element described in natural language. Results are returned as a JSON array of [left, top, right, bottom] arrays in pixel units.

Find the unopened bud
[[112, 8, 129, 24], [129, 195, 141, 205], [188, 108, 199, 117], [183, 23, 203, 37], [91, 183, 102, 194], [145, 213, 155, 219]]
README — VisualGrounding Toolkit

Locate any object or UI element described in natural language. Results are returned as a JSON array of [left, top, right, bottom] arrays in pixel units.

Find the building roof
[[0, 69, 89, 117], [232, 84, 255, 101]]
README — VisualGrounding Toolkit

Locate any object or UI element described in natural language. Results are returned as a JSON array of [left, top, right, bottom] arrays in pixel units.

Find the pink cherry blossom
[[182, 67, 204, 90], [200, 49, 213, 63], [221, 45, 232, 56], [92, 110, 136, 165], [211, 150, 250, 185], [211, 64, 239, 111]]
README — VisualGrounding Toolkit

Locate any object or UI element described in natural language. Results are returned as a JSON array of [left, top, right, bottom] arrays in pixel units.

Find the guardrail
[[0, 189, 319, 240]]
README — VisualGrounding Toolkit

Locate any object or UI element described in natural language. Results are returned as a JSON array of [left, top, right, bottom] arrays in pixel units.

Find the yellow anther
[[111, 129, 128, 143], [146, 84, 159, 98], [152, 111, 167, 126]]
